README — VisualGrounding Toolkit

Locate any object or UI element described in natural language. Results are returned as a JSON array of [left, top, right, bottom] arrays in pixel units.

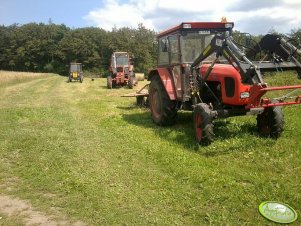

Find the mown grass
[[0, 72, 300, 225], [0, 70, 54, 87]]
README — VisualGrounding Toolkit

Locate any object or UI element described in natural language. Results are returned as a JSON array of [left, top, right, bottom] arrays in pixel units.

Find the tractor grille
[[117, 67, 123, 72], [190, 72, 200, 92]]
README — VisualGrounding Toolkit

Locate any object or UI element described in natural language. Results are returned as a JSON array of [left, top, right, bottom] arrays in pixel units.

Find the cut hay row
[[0, 70, 50, 84]]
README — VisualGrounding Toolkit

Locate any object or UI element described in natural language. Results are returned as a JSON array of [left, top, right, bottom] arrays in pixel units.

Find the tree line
[[0, 22, 300, 76], [0, 22, 157, 76]]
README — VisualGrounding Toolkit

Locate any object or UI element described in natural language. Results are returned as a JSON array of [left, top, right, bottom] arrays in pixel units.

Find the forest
[[0, 22, 156, 76], [0, 22, 300, 76]]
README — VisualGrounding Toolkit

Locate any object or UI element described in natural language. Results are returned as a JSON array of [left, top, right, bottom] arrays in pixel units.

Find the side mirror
[[160, 38, 169, 52]]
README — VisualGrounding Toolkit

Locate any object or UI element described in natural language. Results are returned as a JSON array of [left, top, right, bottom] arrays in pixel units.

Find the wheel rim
[[195, 112, 202, 142], [151, 88, 161, 118]]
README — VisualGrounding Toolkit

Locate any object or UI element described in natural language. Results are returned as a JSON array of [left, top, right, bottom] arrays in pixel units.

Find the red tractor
[[148, 22, 301, 144], [107, 52, 137, 89]]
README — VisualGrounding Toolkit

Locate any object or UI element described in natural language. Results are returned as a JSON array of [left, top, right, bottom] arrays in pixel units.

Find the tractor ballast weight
[[68, 63, 83, 83], [148, 22, 301, 144], [107, 52, 137, 89]]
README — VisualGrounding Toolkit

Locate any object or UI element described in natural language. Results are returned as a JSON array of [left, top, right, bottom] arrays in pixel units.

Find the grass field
[[0, 71, 300, 225]]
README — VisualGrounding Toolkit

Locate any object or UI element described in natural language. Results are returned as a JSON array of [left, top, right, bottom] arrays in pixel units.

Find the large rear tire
[[257, 106, 284, 138], [193, 103, 214, 145], [133, 76, 138, 86], [128, 76, 134, 89], [149, 75, 177, 126], [112, 80, 117, 88], [107, 75, 113, 89]]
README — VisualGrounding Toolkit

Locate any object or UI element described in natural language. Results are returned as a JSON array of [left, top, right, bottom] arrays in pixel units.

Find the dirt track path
[[0, 195, 85, 226], [0, 76, 87, 225]]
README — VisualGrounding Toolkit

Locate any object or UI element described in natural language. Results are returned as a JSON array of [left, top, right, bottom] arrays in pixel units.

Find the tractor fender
[[148, 68, 176, 100]]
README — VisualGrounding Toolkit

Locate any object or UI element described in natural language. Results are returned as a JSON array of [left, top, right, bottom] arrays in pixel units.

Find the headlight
[[225, 23, 233, 28], [240, 92, 250, 99], [182, 23, 192, 29]]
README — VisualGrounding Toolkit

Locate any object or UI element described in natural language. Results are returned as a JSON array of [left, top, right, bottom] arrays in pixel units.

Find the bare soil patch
[[0, 195, 85, 226]]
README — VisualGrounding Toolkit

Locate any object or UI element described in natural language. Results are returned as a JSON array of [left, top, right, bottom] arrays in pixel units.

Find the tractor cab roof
[[69, 63, 82, 72], [157, 22, 234, 38], [113, 52, 129, 56], [114, 52, 128, 54]]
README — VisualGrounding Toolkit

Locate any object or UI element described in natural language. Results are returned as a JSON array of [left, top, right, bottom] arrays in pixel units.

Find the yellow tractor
[[68, 63, 83, 83]]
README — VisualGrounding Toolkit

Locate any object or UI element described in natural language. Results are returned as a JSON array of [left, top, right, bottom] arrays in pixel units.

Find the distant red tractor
[[148, 22, 301, 144], [107, 52, 137, 89]]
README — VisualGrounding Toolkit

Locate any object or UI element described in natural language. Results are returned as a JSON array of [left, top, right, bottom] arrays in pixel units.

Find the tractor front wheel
[[257, 106, 284, 138], [193, 103, 214, 145], [149, 75, 177, 126], [80, 76, 83, 83], [107, 75, 113, 89]]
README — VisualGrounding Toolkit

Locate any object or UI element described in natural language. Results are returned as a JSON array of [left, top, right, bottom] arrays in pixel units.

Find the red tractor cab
[[148, 22, 301, 144], [107, 52, 137, 89]]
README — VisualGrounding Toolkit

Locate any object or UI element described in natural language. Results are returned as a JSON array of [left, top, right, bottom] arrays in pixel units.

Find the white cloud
[[84, 0, 155, 30], [84, 0, 301, 34], [226, 5, 301, 34], [155, 0, 232, 13]]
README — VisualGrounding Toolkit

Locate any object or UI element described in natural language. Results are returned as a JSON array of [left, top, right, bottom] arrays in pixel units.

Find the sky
[[1, 0, 301, 35]]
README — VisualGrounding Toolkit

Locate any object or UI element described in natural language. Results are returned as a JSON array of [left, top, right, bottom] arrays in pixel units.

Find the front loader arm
[[191, 33, 265, 85]]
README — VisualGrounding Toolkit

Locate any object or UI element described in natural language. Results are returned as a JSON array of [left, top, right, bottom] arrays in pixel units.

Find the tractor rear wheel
[[112, 80, 117, 88], [133, 77, 138, 86], [149, 75, 177, 126], [193, 103, 214, 144], [107, 75, 113, 89], [257, 106, 284, 138], [128, 76, 134, 89]]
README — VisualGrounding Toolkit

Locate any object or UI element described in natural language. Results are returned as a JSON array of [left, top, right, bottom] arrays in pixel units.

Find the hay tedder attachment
[[121, 84, 149, 107]]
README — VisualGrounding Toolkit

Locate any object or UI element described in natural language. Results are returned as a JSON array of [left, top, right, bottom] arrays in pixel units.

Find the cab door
[[168, 35, 183, 100]]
